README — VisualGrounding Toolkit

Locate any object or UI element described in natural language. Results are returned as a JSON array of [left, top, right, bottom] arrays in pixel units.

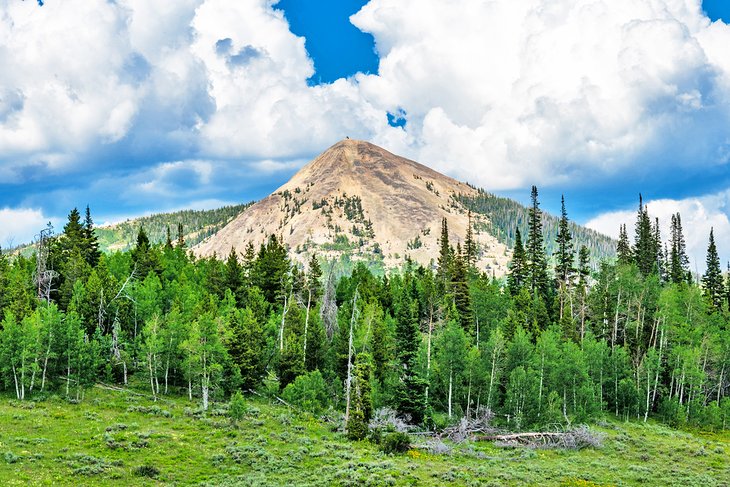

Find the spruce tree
[[450, 249, 474, 334], [176, 222, 185, 248], [702, 228, 724, 310], [578, 245, 590, 287], [669, 213, 690, 284], [437, 217, 453, 284], [633, 195, 655, 276], [507, 228, 527, 296], [83, 206, 101, 267], [653, 217, 665, 281], [617, 224, 632, 265], [526, 186, 550, 300], [61, 208, 85, 253], [464, 210, 477, 269], [395, 286, 426, 423], [555, 195, 574, 283]]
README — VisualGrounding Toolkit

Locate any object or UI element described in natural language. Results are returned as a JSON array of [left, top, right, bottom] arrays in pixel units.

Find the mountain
[[195, 139, 515, 274], [195, 139, 614, 274]]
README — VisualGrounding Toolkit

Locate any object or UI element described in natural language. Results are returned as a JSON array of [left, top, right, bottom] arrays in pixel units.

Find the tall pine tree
[[526, 186, 550, 301], [669, 213, 690, 284], [617, 224, 632, 265], [508, 228, 527, 296], [702, 228, 724, 310]]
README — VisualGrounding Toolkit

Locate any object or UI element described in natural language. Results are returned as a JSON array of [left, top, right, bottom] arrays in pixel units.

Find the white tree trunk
[[448, 368, 453, 418]]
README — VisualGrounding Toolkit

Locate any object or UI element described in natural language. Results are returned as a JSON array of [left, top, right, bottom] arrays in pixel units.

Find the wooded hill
[[457, 188, 616, 265], [95, 203, 253, 252]]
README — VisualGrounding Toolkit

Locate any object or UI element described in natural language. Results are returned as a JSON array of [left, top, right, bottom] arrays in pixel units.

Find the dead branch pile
[[440, 407, 496, 443], [368, 407, 411, 433], [477, 425, 604, 449]]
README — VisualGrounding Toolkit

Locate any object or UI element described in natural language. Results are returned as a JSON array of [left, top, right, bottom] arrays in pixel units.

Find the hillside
[[95, 204, 252, 253], [457, 189, 616, 266], [195, 139, 613, 274], [1, 387, 727, 486]]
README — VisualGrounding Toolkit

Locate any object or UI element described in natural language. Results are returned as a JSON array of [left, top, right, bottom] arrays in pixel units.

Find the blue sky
[[1, 0, 730, 267]]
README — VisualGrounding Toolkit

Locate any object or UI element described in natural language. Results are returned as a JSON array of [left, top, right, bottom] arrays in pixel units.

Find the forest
[[0, 187, 729, 445]]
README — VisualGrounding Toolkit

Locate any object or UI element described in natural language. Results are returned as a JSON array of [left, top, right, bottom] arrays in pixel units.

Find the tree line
[[0, 190, 728, 436]]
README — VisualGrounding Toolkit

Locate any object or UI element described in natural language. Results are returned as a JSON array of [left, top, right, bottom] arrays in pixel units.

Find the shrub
[[4, 451, 20, 464], [133, 464, 160, 478], [229, 391, 248, 423], [380, 432, 411, 455], [282, 370, 329, 415]]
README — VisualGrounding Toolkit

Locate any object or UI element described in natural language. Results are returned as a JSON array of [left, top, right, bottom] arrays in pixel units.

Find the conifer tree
[[165, 225, 173, 250], [83, 206, 101, 267], [227, 307, 264, 389], [464, 210, 477, 269], [437, 217, 453, 284], [346, 352, 373, 440], [653, 217, 665, 281], [555, 195, 574, 284], [669, 213, 690, 284], [617, 224, 632, 265], [451, 249, 473, 334], [395, 286, 426, 423], [578, 245, 590, 286], [634, 195, 656, 276], [508, 228, 527, 296], [703, 228, 724, 310], [176, 222, 186, 248], [526, 186, 550, 301]]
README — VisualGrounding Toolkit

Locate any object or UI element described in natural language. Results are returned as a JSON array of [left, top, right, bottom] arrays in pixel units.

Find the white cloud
[[586, 191, 730, 273], [352, 0, 730, 189], [0, 208, 56, 247], [2, 0, 730, 219]]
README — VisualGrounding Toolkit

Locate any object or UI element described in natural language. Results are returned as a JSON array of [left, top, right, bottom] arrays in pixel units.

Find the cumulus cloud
[[2, 0, 730, 231], [586, 191, 730, 272], [0, 208, 56, 247], [352, 0, 730, 189]]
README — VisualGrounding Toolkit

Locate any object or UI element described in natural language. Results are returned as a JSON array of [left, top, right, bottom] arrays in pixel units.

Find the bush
[[229, 391, 248, 423], [380, 432, 411, 455], [4, 451, 19, 464], [133, 464, 160, 478], [282, 370, 329, 415]]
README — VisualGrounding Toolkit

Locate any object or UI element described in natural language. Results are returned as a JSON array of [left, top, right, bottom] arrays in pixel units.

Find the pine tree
[[669, 213, 690, 284], [634, 195, 656, 276], [507, 228, 527, 296], [703, 228, 724, 310], [464, 210, 477, 269], [346, 352, 373, 440], [437, 217, 453, 284], [176, 222, 186, 248], [131, 227, 160, 279], [555, 195, 574, 284], [578, 245, 590, 286], [451, 250, 474, 334], [653, 217, 665, 281], [526, 186, 550, 300], [227, 307, 265, 389], [83, 206, 101, 267], [61, 208, 85, 254], [395, 286, 426, 423], [617, 224, 632, 265]]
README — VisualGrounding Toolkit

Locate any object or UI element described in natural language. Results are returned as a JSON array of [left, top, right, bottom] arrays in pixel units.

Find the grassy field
[[1, 387, 728, 486]]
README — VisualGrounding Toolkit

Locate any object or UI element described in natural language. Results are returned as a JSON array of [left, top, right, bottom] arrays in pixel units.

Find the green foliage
[[282, 370, 330, 415], [229, 391, 248, 423], [380, 431, 411, 454]]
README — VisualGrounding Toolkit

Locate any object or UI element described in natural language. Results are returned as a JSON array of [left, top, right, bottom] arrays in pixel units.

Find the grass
[[0, 387, 728, 486]]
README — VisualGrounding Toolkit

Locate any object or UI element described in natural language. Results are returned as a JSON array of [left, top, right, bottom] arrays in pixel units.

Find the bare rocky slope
[[194, 139, 512, 274]]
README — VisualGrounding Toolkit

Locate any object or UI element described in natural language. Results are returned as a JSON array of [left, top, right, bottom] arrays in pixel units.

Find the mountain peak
[[195, 140, 511, 274]]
